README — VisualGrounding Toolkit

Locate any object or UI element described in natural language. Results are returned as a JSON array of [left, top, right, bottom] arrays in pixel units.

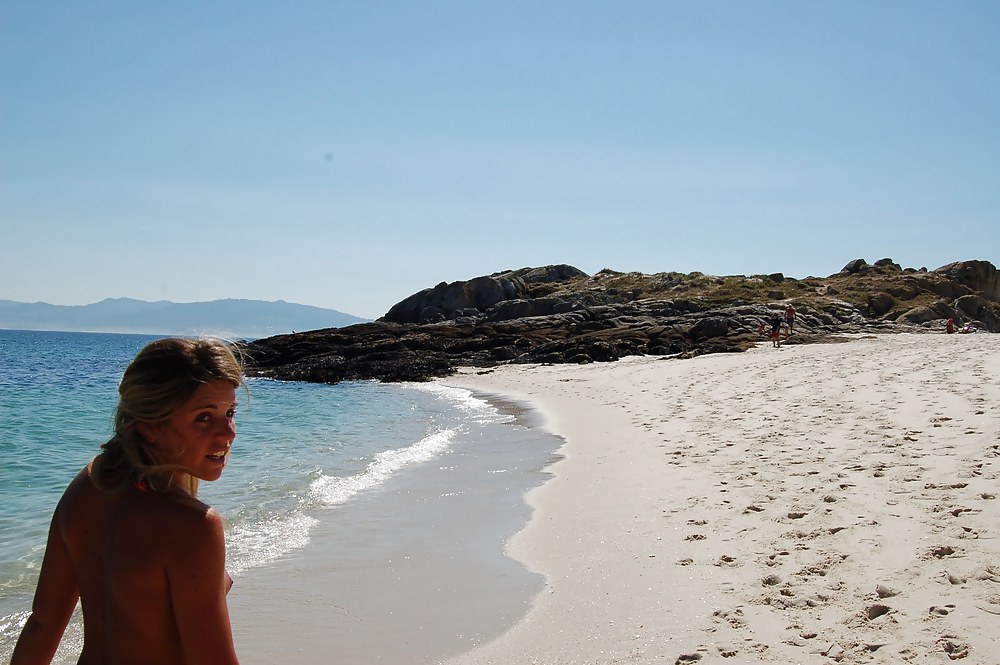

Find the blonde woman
[[12, 338, 245, 664]]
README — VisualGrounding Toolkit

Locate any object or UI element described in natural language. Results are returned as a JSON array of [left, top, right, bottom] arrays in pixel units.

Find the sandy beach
[[440, 333, 1000, 664]]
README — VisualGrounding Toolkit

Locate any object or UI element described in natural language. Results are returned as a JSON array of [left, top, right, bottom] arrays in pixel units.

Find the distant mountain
[[0, 298, 369, 339]]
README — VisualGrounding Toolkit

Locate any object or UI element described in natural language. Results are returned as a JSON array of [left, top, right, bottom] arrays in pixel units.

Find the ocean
[[0, 329, 560, 663]]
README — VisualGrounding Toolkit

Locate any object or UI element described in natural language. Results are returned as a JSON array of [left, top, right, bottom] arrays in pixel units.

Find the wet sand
[[228, 398, 560, 664]]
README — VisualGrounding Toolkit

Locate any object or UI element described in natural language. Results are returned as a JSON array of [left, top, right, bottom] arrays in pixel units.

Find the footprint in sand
[[956, 526, 979, 539], [876, 584, 900, 598], [768, 551, 790, 564], [946, 572, 967, 585], [711, 608, 746, 629], [864, 604, 891, 620], [961, 464, 984, 478], [975, 566, 1000, 583], [761, 574, 782, 587], [929, 604, 956, 616], [937, 635, 970, 660], [929, 545, 958, 559]]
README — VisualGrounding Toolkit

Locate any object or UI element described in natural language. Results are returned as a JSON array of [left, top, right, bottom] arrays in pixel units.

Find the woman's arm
[[10, 505, 80, 664], [168, 508, 240, 665]]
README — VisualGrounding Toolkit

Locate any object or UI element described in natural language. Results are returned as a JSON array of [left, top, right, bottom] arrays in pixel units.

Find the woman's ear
[[136, 422, 159, 444]]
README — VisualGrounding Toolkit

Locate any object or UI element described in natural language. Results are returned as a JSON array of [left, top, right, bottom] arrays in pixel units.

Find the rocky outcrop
[[934, 261, 1000, 302], [244, 259, 999, 385], [840, 259, 868, 275], [382, 264, 588, 324], [867, 292, 895, 316], [955, 294, 1000, 330], [873, 258, 902, 271], [382, 275, 524, 324], [245, 301, 831, 384]]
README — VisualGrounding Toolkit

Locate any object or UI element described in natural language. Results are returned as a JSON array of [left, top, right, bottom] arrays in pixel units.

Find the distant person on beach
[[770, 314, 783, 348], [785, 304, 796, 335], [12, 338, 244, 665], [946, 318, 956, 334]]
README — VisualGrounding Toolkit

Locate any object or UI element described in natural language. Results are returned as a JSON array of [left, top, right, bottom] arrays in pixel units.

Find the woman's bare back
[[18, 469, 238, 665]]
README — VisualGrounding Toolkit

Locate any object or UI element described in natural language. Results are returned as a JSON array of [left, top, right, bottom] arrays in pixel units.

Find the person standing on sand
[[770, 313, 783, 348], [785, 303, 796, 335], [12, 338, 244, 665]]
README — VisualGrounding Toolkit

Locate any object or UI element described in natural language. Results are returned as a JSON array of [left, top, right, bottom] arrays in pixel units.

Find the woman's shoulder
[[149, 493, 225, 542], [56, 465, 102, 509], [64, 466, 221, 537], [154, 499, 228, 569]]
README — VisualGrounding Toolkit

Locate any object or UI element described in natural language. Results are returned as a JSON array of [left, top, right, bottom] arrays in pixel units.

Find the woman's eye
[[227, 409, 237, 418], [195, 413, 211, 423]]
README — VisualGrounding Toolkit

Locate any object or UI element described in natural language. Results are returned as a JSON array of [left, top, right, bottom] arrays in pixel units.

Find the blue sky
[[2, 1, 997, 319]]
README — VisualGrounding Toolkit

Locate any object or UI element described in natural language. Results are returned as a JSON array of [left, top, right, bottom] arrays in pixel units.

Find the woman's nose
[[218, 417, 236, 438]]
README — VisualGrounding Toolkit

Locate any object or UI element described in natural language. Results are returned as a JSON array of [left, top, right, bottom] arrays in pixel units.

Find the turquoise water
[[0, 329, 554, 661]]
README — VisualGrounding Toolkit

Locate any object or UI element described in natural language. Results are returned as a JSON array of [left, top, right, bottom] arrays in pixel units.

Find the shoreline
[[440, 333, 1000, 664], [227, 388, 561, 664]]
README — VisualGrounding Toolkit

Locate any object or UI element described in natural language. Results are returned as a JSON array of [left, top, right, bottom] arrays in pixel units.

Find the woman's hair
[[91, 337, 246, 497]]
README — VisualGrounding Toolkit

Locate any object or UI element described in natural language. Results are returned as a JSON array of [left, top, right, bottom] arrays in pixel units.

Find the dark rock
[[954, 294, 1000, 330], [898, 300, 962, 325], [520, 264, 588, 284], [419, 307, 446, 323], [490, 297, 567, 322], [381, 265, 588, 324], [874, 258, 902, 271], [841, 259, 868, 274], [243, 259, 999, 385], [955, 294, 990, 319], [934, 260, 999, 302], [867, 293, 895, 316], [689, 317, 730, 341]]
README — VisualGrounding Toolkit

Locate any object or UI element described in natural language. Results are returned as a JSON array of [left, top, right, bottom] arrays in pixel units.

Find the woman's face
[[145, 380, 238, 483]]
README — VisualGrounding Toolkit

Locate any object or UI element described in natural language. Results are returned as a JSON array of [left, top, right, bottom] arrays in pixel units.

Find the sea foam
[[308, 428, 457, 506]]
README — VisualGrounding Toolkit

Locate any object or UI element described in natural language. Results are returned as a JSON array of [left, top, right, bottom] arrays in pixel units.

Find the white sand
[[440, 333, 1000, 664]]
